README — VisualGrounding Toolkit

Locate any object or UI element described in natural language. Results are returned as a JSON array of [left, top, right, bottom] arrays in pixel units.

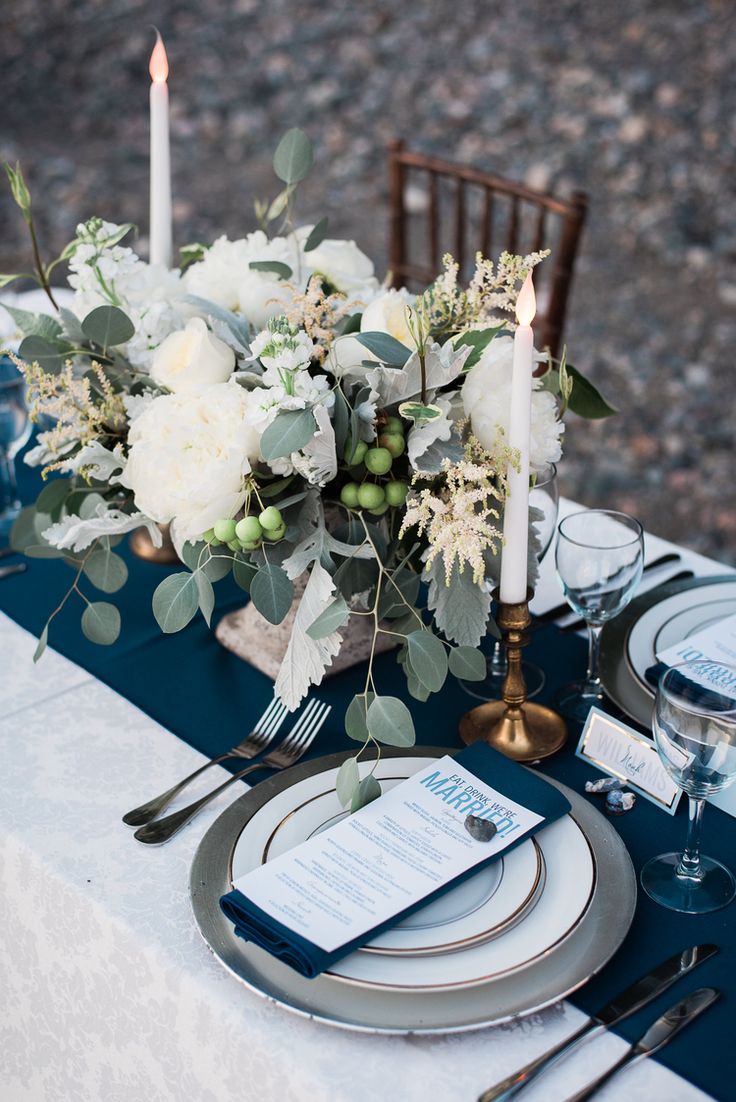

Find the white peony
[[184, 232, 302, 328], [150, 317, 235, 394], [120, 380, 263, 540], [461, 335, 563, 473], [305, 236, 378, 299]]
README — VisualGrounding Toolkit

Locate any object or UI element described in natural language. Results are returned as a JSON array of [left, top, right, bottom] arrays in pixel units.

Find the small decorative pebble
[[605, 789, 637, 815], [585, 777, 624, 794], [464, 815, 498, 842]]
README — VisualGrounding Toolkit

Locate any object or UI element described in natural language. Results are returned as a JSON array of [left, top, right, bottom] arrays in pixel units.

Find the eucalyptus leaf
[[233, 554, 258, 592], [1, 304, 62, 341], [83, 550, 128, 594], [152, 572, 200, 633], [273, 128, 314, 185], [406, 631, 448, 692], [406, 672, 431, 702], [181, 541, 232, 582], [79, 493, 107, 520], [260, 409, 317, 461], [355, 331, 411, 367], [332, 387, 350, 456], [567, 364, 618, 419], [35, 479, 69, 518], [448, 646, 487, 682], [266, 186, 293, 222], [195, 571, 215, 627], [24, 544, 64, 559], [377, 568, 420, 619], [81, 305, 135, 349], [351, 774, 382, 813], [81, 601, 121, 645], [184, 294, 252, 350], [256, 476, 294, 499], [303, 216, 329, 252], [366, 696, 416, 748], [336, 756, 359, 808], [33, 624, 48, 664], [345, 692, 374, 743], [17, 335, 69, 373], [11, 506, 37, 552], [250, 564, 294, 624], [306, 596, 350, 639], [248, 260, 293, 280], [59, 307, 86, 344]]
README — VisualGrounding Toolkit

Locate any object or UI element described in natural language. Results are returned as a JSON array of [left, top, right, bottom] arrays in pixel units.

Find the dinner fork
[[134, 698, 331, 844], [122, 695, 289, 826]]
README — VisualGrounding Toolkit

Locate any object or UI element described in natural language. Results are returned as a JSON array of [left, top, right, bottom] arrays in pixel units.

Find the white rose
[[461, 335, 564, 473], [360, 287, 415, 345], [121, 380, 263, 541], [306, 237, 378, 298], [150, 317, 235, 394], [237, 270, 296, 330]]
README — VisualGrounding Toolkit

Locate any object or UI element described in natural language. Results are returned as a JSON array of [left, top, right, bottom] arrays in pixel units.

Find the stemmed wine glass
[[458, 464, 559, 702], [642, 660, 736, 913], [554, 509, 644, 722], [0, 356, 31, 537]]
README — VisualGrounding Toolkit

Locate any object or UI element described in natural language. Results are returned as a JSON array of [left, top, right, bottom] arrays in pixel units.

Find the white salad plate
[[191, 747, 636, 1034]]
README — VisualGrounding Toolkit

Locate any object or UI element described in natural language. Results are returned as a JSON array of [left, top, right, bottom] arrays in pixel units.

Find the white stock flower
[[461, 335, 563, 473], [120, 380, 263, 540], [150, 317, 235, 394]]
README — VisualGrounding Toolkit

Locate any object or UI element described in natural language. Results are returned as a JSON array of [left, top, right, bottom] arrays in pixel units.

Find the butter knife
[[477, 944, 718, 1102], [0, 562, 26, 580], [562, 986, 719, 1102]]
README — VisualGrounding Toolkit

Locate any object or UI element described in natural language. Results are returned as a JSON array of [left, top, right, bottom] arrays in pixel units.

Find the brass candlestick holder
[[459, 588, 567, 762], [129, 522, 179, 564]]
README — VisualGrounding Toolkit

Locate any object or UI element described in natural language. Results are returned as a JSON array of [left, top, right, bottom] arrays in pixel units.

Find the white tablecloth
[[0, 506, 724, 1102]]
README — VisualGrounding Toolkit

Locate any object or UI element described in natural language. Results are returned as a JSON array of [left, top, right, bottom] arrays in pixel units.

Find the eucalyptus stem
[[28, 217, 58, 312]]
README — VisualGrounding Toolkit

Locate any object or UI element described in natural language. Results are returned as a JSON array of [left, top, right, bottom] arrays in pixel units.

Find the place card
[[576, 707, 682, 814]]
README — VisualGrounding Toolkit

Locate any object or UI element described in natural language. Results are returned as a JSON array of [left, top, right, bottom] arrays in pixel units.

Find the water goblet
[[0, 356, 31, 537], [554, 509, 644, 722], [460, 464, 559, 702], [641, 660, 736, 913]]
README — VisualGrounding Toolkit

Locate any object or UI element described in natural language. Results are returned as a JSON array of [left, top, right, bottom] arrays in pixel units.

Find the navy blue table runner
[[3, 454, 731, 1100]]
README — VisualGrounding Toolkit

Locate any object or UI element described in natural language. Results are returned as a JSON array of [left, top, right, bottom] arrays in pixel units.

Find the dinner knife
[[0, 562, 26, 580], [534, 553, 683, 626], [558, 570, 695, 634], [562, 986, 720, 1102], [476, 944, 718, 1102]]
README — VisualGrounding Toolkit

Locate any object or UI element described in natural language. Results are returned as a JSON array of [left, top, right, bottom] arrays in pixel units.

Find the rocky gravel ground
[[1, 0, 735, 560]]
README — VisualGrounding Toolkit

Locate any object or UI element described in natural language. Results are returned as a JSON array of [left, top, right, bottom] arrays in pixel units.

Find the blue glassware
[[0, 355, 31, 537]]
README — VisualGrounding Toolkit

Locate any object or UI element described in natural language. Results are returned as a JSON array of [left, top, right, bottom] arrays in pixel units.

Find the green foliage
[[397, 400, 443, 424], [351, 774, 382, 812], [366, 695, 416, 747], [233, 554, 258, 592], [81, 305, 135, 350], [249, 564, 294, 624], [248, 260, 293, 280], [260, 409, 317, 462], [273, 128, 314, 185], [152, 572, 200, 633], [345, 692, 374, 743], [355, 331, 411, 366], [448, 646, 487, 681], [83, 549, 128, 594], [335, 756, 359, 807], [81, 601, 121, 645], [453, 325, 506, 369], [306, 596, 350, 639], [17, 335, 70, 373], [406, 631, 448, 692], [566, 364, 618, 419], [304, 217, 329, 252]]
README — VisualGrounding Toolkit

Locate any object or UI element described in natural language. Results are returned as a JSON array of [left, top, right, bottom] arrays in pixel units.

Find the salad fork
[[134, 698, 331, 844], [122, 695, 289, 826]]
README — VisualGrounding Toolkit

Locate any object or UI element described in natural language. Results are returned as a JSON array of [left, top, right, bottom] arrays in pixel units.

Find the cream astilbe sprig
[[400, 435, 517, 585], [421, 249, 550, 341], [285, 276, 355, 363], [14, 355, 127, 475]]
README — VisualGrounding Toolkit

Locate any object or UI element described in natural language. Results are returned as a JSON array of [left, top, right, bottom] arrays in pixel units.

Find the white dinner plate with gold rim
[[229, 769, 592, 990], [233, 775, 546, 959], [191, 747, 636, 1034]]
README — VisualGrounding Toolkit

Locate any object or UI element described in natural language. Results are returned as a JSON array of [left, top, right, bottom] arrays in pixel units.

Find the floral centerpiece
[[1, 131, 613, 809]]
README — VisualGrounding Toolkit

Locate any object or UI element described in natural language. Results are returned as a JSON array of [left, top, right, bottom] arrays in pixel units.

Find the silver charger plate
[[600, 575, 736, 728], [190, 746, 636, 1035]]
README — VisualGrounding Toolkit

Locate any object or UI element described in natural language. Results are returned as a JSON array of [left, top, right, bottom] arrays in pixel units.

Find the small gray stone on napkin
[[464, 815, 498, 842]]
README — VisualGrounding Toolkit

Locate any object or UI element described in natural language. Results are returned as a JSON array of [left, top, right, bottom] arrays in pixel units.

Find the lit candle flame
[[516, 272, 536, 327], [149, 29, 169, 84]]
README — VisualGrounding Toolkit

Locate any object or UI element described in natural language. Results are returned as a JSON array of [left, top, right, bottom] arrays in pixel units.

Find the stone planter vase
[[215, 574, 397, 681]]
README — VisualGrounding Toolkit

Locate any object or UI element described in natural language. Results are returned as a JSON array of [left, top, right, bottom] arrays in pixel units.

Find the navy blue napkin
[[220, 742, 571, 978]]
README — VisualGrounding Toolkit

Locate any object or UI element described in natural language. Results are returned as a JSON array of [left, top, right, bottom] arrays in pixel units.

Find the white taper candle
[[149, 31, 172, 268], [499, 272, 536, 604]]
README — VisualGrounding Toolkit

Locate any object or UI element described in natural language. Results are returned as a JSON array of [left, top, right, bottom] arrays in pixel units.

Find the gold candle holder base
[[458, 588, 567, 763], [129, 523, 179, 564]]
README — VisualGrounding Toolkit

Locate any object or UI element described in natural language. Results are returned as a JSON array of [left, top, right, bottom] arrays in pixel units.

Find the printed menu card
[[220, 743, 570, 977]]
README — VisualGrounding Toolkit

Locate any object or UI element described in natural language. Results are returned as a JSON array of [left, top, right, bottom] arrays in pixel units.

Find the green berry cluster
[[204, 506, 285, 553], [340, 415, 409, 516]]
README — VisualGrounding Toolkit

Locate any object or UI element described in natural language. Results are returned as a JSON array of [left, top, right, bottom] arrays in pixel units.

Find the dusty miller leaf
[[274, 562, 343, 711], [426, 558, 491, 648]]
